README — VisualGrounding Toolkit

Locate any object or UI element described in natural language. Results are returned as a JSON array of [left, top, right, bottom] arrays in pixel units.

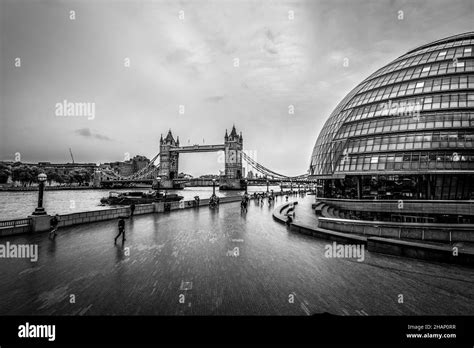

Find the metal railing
[[0, 218, 31, 228]]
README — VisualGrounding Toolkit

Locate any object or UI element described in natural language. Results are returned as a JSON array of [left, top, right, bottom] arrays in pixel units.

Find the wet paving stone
[[0, 195, 473, 315]]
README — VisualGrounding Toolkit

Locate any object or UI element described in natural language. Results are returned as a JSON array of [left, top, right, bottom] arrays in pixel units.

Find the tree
[[67, 171, 77, 185], [78, 168, 91, 184], [0, 163, 11, 184], [46, 169, 55, 185], [12, 165, 29, 186], [28, 166, 40, 186], [55, 172, 67, 185], [45, 169, 64, 185]]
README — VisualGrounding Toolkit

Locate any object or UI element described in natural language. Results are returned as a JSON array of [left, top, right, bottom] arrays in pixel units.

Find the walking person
[[241, 195, 248, 213], [130, 203, 136, 217], [209, 194, 220, 208], [114, 216, 128, 245], [49, 214, 60, 240]]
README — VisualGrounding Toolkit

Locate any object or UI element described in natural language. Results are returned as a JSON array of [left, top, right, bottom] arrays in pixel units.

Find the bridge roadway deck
[[0, 195, 472, 315], [170, 144, 225, 153]]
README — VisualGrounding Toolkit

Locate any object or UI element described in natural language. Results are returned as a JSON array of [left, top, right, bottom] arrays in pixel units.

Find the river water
[[0, 186, 283, 220]]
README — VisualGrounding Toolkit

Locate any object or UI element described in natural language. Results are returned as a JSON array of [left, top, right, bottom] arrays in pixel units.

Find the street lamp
[[212, 178, 216, 196], [32, 173, 47, 215]]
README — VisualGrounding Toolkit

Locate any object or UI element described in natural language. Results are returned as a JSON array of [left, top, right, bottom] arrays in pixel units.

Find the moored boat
[[100, 190, 183, 205]]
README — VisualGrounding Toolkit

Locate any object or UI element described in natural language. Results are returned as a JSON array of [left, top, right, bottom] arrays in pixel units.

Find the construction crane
[[69, 148, 75, 164]]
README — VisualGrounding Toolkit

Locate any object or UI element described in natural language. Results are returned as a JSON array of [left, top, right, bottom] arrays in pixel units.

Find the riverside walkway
[[0, 195, 473, 315]]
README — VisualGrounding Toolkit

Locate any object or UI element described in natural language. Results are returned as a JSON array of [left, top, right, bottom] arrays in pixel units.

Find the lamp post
[[32, 173, 47, 215], [266, 179, 269, 193], [212, 178, 216, 196]]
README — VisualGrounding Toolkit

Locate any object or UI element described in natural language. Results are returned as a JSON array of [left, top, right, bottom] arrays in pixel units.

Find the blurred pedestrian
[[49, 214, 60, 240], [114, 217, 128, 245]]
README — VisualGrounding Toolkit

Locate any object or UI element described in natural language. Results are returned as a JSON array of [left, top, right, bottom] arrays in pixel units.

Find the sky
[[1, 0, 473, 176]]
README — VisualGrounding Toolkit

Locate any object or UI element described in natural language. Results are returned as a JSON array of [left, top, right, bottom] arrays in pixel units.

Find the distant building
[[102, 161, 133, 176], [29, 162, 96, 176], [199, 174, 220, 179], [101, 155, 151, 177], [178, 172, 193, 179], [247, 170, 254, 179], [132, 155, 150, 173]]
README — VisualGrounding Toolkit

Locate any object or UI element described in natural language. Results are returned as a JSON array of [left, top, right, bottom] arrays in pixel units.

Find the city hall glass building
[[310, 32, 474, 216]]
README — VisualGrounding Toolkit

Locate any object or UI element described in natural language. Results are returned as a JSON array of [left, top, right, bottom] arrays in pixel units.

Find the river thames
[[0, 186, 282, 220]]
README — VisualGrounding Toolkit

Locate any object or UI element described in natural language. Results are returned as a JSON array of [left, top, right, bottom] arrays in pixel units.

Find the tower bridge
[[159, 125, 244, 190], [96, 125, 313, 189]]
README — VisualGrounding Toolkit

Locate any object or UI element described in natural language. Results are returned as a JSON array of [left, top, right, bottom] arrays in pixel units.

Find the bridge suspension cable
[[100, 152, 161, 180], [99, 149, 310, 183], [241, 151, 309, 180], [120, 152, 161, 180]]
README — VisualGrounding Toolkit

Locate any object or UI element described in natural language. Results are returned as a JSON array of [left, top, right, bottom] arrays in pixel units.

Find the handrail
[[318, 197, 474, 204], [0, 192, 295, 229], [318, 216, 474, 229], [0, 218, 31, 227]]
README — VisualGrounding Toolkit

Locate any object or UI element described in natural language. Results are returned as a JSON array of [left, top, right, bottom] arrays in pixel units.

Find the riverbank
[[0, 190, 302, 237], [0, 185, 287, 220], [0, 185, 105, 191]]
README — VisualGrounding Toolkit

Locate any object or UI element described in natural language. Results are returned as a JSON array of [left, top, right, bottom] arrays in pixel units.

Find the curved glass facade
[[310, 32, 474, 201]]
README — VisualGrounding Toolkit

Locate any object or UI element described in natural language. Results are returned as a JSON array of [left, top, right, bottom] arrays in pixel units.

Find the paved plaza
[[1, 196, 473, 315]]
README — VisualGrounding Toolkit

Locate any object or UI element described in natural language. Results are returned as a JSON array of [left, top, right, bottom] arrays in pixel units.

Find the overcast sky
[[1, 0, 473, 176]]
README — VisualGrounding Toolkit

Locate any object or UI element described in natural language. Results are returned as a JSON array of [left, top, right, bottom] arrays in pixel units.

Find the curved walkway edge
[[273, 203, 474, 267]]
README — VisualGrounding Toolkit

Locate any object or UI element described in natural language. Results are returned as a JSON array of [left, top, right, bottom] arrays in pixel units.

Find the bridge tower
[[220, 125, 245, 190], [159, 130, 180, 189]]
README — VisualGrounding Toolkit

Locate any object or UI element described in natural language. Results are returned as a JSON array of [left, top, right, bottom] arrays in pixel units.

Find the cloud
[[262, 28, 279, 55], [165, 48, 193, 65], [75, 128, 112, 141], [2, 0, 473, 175], [265, 46, 278, 55], [75, 128, 92, 137], [205, 95, 225, 103], [264, 28, 275, 42]]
